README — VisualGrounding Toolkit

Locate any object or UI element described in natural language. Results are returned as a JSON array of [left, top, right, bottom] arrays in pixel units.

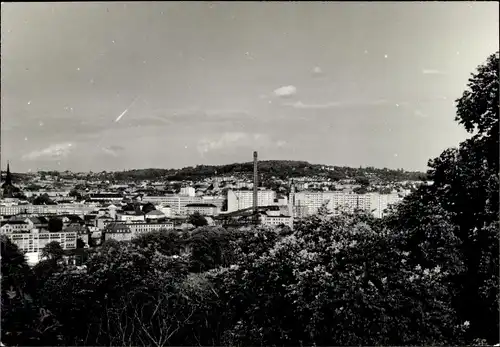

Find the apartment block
[[142, 195, 224, 216], [186, 203, 218, 216], [104, 220, 174, 241], [5, 229, 77, 254], [291, 191, 402, 218], [227, 189, 276, 212]]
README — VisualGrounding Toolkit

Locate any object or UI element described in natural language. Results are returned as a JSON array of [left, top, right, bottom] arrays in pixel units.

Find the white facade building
[[116, 212, 145, 223], [142, 195, 224, 216], [180, 187, 196, 197], [0, 203, 97, 216], [227, 189, 276, 212], [291, 191, 402, 218]]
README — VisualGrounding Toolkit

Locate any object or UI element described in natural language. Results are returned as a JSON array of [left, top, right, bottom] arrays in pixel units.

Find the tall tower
[[253, 151, 258, 225], [288, 179, 295, 228]]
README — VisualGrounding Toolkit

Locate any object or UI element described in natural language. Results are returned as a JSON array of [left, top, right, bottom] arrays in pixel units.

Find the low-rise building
[[145, 209, 166, 220], [103, 222, 132, 242], [88, 193, 124, 202], [186, 203, 218, 216], [0, 220, 31, 234], [116, 211, 145, 223], [5, 229, 77, 256], [260, 212, 293, 229], [126, 220, 174, 236]]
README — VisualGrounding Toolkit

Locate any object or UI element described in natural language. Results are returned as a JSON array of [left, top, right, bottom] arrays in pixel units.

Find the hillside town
[[1, 2, 498, 346], [0, 159, 429, 266]]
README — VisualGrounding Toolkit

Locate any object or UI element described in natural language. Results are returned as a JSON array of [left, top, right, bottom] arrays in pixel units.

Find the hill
[[106, 160, 427, 183]]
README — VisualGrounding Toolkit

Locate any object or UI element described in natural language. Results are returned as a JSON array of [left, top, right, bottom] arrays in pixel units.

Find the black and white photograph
[[0, 1, 499, 346]]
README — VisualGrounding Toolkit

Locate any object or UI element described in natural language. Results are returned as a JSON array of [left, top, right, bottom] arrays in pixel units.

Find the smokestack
[[253, 151, 258, 225]]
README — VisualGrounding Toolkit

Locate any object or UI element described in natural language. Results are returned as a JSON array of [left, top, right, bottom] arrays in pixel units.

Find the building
[[369, 193, 402, 218], [0, 203, 97, 216], [186, 203, 218, 216], [116, 211, 145, 223], [88, 193, 124, 202], [0, 220, 31, 234], [260, 206, 293, 228], [125, 221, 174, 236], [1, 162, 21, 198], [260, 213, 293, 228], [227, 189, 276, 212], [154, 204, 172, 218], [291, 191, 403, 218], [103, 222, 132, 242], [103, 220, 174, 240], [142, 195, 224, 216], [145, 209, 166, 220], [4, 229, 77, 256], [179, 187, 196, 197]]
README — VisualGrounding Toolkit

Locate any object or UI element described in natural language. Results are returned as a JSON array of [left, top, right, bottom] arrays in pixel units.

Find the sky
[[1, 1, 499, 173]]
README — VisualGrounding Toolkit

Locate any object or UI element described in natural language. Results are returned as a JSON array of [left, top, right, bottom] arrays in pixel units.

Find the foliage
[[68, 189, 82, 200], [213, 213, 466, 346], [384, 51, 499, 343], [33, 193, 56, 205], [47, 218, 63, 233], [188, 211, 208, 228], [90, 161, 426, 183], [1, 236, 62, 346], [187, 227, 234, 272], [142, 202, 156, 214], [41, 241, 65, 261]]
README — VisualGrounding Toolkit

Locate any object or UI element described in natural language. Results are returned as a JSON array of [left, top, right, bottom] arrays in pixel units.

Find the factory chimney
[[253, 151, 258, 225]]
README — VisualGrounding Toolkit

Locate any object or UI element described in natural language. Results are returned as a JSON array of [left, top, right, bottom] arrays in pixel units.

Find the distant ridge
[[31, 160, 427, 183]]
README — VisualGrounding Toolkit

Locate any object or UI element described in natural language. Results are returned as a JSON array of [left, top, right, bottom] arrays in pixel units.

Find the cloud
[[101, 145, 125, 157], [22, 143, 73, 161], [283, 99, 393, 109], [197, 132, 248, 154], [422, 69, 446, 75], [273, 85, 297, 98], [284, 100, 342, 109], [414, 110, 428, 118], [196, 132, 285, 155], [312, 66, 323, 75], [107, 145, 125, 151]]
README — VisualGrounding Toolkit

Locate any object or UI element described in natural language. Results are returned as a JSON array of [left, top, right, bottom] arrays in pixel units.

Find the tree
[[142, 202, 156, 214], [427, 52, 499, 343], [68, 189, 82, 200], [132, 230, 184, 257], [48, 218, 63, 233], [355, 176, 370, 186], [188, 227, 234, 272], [39, 240, 193, 346], [387, 52, 499, 343], [76, 238, 86, 249], [188, 212, 208, 228], [214, 212, 466, 346], [41, 241, 65, 261], [1, 236, 62, 346], [33, 193, 55, 205]]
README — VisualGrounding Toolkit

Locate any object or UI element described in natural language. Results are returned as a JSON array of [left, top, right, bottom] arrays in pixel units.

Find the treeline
[[26, 159, 426, 184], [99, 161, 426, 183]]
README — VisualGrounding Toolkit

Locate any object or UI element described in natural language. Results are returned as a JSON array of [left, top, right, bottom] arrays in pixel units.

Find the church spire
[[4, 161, 12, 186]]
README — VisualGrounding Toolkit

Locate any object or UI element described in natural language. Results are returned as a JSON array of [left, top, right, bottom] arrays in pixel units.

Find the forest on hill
[[88, 161, 426, 183]]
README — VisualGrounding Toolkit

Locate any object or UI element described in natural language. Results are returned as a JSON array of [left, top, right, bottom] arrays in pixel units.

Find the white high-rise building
[[291, 191, 402, 218], [227, 189, 276, 212], [142, 194, 224, 216], [179, 187, 196, 197]]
